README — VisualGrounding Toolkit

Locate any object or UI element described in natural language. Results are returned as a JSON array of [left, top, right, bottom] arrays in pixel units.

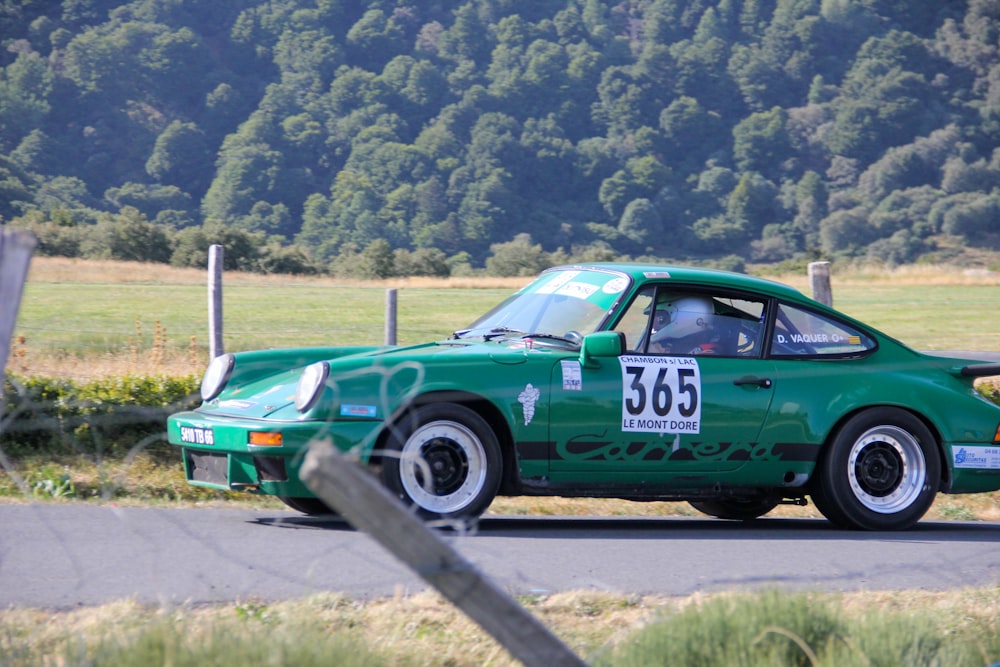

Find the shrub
[[1, 373, 199, 457]]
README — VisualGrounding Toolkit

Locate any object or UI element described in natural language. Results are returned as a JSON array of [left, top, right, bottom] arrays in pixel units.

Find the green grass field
[[12, 259, 1000, 380]]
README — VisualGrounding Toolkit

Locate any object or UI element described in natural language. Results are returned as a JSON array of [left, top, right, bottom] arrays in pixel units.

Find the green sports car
[[167, 263, 1000, 530]]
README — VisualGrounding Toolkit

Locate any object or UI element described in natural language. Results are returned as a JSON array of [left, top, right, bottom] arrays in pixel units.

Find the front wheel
[[381, 403, 502, 520], [811, 408, 940, 530]]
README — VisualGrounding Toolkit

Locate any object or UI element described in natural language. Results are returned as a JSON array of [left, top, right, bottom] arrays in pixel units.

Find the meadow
[[12, 257, 1000, 380]]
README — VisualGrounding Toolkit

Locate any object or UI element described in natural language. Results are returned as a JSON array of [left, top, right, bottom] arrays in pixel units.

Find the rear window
[[770, 303, 875, 357]]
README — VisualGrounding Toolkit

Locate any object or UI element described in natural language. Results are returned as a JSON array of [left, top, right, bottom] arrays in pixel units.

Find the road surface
[[1, 503, 998, 609]]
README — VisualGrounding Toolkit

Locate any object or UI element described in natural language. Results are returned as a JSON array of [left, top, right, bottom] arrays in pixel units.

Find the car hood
[[201, 339, 563, 419]]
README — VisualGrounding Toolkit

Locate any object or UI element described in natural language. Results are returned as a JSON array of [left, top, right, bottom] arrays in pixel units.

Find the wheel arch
[[815, 404, 949, 492], [371, 389, 520, 495]]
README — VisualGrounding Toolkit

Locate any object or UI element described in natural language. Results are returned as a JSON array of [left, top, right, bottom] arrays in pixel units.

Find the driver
[[648, 295, 720, 354]]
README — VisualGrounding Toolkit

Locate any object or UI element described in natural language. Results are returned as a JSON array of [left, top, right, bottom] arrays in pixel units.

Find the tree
[[0, 51, 52, 151], [732, 107, 793, 179], [935, 192, 1000, 243], [618, 197, 656, 244], [819, 206, 879, 255], [345, 9, 406, 70], [81, 207, 172, 263], [485, 234, 551, 277], [725, 171, 779, 236], [103, 182, 193, 222], [145, 121, 212, 194]]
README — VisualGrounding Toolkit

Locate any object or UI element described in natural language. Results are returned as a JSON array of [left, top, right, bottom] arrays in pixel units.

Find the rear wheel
[[689, 496, 779, 521], [811, 408, 939, 530], [381, 403, 502, 520], [278, 496, 339, 516]]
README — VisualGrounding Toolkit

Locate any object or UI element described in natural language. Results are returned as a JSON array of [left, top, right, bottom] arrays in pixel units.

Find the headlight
[[295, 361, 329, 412], [201, 353, 235, 401]]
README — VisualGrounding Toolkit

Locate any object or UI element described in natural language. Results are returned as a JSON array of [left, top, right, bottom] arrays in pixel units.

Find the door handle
[[734, 376, 772, 389]]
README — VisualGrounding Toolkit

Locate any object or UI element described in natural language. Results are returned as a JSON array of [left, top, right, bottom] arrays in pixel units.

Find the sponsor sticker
[[340, 404, 377, 418], [561, 360, 582, 391], [602, 277, 628, 294], [953, 446, 1000, 469], [536, 271, 579, 294], [518, 383, 541, 425]]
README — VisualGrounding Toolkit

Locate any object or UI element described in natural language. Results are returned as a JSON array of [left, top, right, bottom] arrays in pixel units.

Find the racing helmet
[[653, 296, 715, 340]]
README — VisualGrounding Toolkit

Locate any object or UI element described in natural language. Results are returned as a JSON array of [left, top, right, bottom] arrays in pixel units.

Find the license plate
[[179, 425, 215, 445]]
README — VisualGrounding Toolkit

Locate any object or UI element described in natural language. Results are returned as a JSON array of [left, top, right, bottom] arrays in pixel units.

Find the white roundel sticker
[[602, 277, 628, 294], [619, 355, 701, 434]]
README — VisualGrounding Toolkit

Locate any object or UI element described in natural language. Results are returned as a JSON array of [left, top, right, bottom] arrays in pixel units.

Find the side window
[[614, 287, 766, 357], [770, 303, 876, 357]]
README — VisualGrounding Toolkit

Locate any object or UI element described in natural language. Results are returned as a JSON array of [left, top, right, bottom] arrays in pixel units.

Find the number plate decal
[[619, 355, 702, 434], [179, 425, 215, 445]]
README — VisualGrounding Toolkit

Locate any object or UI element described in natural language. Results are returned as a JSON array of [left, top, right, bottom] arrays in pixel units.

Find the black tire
[[689, 496, 780, 521], [278, 496, 339, 516], [381, 403, 502, 520], [811, 407, 940, 531]]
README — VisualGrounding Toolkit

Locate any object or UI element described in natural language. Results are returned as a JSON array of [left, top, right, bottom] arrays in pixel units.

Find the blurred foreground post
[[0, 228, 37, 396], [300, 441, 589, 667], [809, 261, 833, 307]]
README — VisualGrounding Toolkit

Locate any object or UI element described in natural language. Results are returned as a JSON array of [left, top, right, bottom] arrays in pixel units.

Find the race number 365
[[619, 356, 701, 434]]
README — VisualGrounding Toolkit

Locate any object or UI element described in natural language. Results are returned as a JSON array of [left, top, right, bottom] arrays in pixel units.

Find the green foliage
[[1, 0, 998, 272], [2, 373, 199, 457], [598, 589, 1000, 666], [485, 233, 554, 277]]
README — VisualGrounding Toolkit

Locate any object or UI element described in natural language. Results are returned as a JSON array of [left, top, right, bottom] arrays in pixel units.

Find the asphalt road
[[1, 503, 998, 609]]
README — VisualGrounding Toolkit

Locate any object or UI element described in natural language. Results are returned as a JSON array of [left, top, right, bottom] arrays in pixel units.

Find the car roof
[[552, 262, 814, 305]]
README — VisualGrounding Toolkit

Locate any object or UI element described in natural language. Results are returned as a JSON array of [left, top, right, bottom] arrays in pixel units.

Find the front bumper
[[167, 411, 382, 497]]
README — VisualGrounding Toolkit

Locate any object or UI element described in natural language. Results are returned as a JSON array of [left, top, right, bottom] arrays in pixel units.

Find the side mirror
[[580, 331, 625, 368]]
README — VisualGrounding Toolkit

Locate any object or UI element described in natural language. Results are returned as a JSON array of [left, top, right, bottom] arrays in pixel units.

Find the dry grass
[[2, 585, 998, 666], [489, 489, 1000, 523], [7, 343, 205, 379], [27, 256, 531, 290], [31, 256, 1000, 289], [765, 263, 1000, 291]]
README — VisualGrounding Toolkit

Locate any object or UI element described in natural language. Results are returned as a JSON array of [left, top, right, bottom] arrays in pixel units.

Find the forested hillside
[[1, 0, 998, 276]]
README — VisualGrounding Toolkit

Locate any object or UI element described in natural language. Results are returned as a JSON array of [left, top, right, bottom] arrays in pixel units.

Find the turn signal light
[[994, 424, 1000, 444], [249, 432, 283, 447]]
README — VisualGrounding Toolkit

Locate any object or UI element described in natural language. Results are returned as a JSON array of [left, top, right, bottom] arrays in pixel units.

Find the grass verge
[[2, 588, 999, 666]]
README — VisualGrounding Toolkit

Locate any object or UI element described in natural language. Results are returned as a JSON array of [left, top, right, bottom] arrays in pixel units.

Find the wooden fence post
[[808, 261, 833, 307], [0, 228, 37, 396], [208, 244, 224, 359], [299, 441, 589, 667], [385, 288, 397, 345]]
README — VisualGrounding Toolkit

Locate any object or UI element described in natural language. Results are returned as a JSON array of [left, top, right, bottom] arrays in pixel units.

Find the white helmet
[[653, 296, 714, 341]]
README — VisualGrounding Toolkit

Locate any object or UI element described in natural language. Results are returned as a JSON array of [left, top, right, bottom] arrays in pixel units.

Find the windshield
[[456, 268, 631, 340]]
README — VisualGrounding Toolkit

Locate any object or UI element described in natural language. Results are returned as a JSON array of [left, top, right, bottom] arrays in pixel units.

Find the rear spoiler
[[960, 363, 1000, 378]]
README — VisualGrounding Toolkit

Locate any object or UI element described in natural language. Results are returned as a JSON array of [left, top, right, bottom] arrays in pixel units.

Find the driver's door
[[546, 286, 776, 482]]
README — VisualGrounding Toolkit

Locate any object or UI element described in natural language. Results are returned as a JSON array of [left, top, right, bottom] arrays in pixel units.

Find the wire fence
[[12, 282, 515, 379]]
